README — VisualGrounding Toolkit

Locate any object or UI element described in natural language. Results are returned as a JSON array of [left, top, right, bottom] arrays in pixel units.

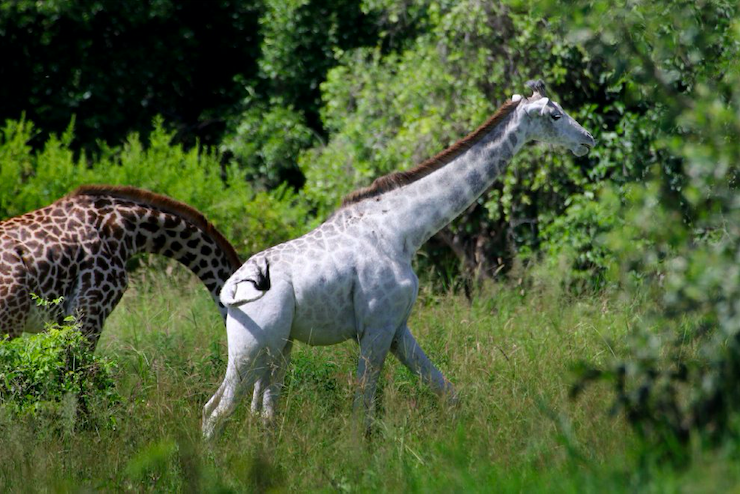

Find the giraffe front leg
[[354, 328, 395, 431], [68, 261, 128, 349], [68, 286, 125, 349], [391, 325, 457, 402]]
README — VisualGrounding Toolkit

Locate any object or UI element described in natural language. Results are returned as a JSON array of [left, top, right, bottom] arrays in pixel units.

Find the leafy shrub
[[0, 116, 312, 257], [539, 187, 619, 289], [222, 103, 316, 189], [563, 0, 740, 460], [0, 305, 119, 425]]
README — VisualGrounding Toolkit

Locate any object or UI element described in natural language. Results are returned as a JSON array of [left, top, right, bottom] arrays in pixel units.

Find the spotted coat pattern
[[0, 185, 241, 347]]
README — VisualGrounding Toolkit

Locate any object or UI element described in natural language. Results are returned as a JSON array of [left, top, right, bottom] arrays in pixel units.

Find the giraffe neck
[[375, 107, 528, 255], [89, 196, 240, 318]]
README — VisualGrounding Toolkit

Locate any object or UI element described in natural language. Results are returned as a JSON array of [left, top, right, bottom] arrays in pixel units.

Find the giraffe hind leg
[[0, 247, 33, 337], [0, 276, 31, 338], [203, 280, 294, 440], [249, 339, 293, 420], [250, 373, 266, 415], [260, 339, 293, 421]]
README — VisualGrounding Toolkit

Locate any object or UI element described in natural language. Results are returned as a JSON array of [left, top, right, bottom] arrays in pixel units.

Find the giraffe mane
[[68, 184, 242, 269], [340, 98, 521, 208]]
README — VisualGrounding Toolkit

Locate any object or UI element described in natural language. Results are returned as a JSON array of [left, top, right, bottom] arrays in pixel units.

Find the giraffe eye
[[551, 113, 562, 121]]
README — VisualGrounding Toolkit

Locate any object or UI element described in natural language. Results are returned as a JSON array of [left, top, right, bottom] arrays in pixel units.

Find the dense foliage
[[557, 0, 740, 459], [0, 0, 263, 149], [299, 1, 641, 282], [0, 0, 649, 281]]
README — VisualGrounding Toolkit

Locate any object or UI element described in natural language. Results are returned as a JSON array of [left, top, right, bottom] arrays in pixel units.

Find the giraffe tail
[[220, 258, 271, 307]]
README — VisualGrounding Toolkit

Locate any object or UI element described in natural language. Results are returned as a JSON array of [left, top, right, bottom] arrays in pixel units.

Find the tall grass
[[0, 264, 716, 492]]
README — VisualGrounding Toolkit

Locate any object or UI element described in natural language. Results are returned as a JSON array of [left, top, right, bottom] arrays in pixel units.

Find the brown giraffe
[[0, 185, 242, 348]]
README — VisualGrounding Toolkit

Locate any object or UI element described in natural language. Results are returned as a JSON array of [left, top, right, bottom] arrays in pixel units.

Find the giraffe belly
[[291, 299, 357, 345], [287, 248, 359, 346]]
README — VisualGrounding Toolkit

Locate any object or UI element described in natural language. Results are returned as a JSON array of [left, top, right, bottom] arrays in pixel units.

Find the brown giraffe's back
[[0, 185, 241, 347]]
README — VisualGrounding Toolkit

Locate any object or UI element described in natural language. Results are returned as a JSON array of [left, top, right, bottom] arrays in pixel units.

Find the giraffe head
[[512, 80, 595, 157]]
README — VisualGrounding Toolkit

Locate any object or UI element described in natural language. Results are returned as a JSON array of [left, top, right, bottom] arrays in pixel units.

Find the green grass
[[0, 265, 731, 492]]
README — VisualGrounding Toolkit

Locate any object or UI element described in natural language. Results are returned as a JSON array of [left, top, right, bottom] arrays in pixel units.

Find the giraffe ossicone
[[202, 80, 596, 439]]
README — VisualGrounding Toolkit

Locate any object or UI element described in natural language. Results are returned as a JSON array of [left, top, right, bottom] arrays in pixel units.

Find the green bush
[[0, 302, 119, 423], [539, 187, 619, 289], [221, 103, 316, 189], [0, 116, 312, 257]]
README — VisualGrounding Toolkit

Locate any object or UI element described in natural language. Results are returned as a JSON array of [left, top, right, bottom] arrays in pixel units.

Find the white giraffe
[[203, 80, 595, 439]]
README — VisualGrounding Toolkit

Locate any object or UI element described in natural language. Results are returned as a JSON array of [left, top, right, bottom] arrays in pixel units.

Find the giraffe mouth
[[572, 143, 592, 157]]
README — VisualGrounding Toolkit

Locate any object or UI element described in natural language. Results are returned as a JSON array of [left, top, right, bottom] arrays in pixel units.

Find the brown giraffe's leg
[[68, 257, 128, 349], [0, 276, 31, 338], [71, 283, 127, 349], [0, 249, 31, 338]]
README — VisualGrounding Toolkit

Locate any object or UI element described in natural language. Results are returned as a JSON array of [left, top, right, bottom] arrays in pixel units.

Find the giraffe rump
[[220, 258, 271, 307], [340, 98, 521, 207]]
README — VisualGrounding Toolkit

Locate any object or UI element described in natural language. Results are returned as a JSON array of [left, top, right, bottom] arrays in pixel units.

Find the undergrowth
[[0, 302, 120, 436], [0, 265, 656, 492]]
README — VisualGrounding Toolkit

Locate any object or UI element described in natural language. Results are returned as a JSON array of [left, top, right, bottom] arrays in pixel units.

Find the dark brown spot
[[180, 252, 197, 266], [164, 216, 178, 229], [141, 221, 159, 233], [94, 198, 112, 209], [152, 235, 166, 250]]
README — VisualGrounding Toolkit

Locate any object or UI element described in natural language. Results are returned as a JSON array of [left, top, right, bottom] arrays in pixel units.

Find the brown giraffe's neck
[[71, 186, 242, 317]]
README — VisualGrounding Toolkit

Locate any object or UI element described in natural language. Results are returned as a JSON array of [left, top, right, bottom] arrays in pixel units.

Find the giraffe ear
[[511, 94, 522, 102], [539, 97, 550, 114]]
